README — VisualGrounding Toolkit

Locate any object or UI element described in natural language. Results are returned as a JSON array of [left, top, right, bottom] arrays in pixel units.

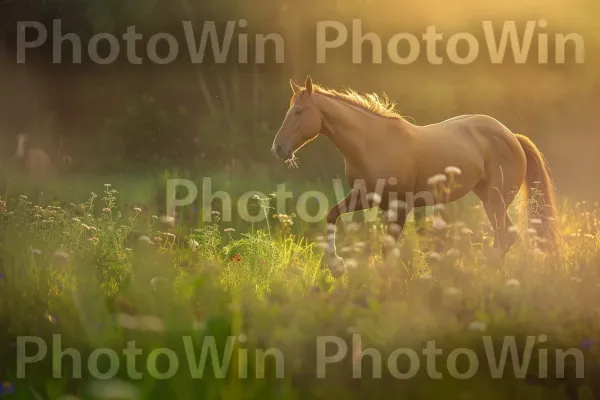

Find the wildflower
[[346, 326, 358, 335], [138, 236, 152, 244], [446, 248, 461, 257], [150, 277, 165, 289], [530, 218, 542, 225], [102, 208, 111, 213], [340, 246, 352, 254], [345, 258, 358, 269], [432, 217, 448, 231], [192, 320, 206, 331], [188, 239, 199, 250], [384, 209, 398, 221], [347, 222, 361, 232], [353, 242, 366, 252], [252, 194, 260, 200], [427, 251, 443, 262], [444, 166, 462, 176], [460, 227, 473, 236], [389, 200, 407, 210], [0, 381, 15, 395], [159, 215, 175, 226], [19, 195, 27, 200], [506, 278, 521, 287], [133, 207, 142, 213], [115, 313, 139, 329], [72, 217, 80, 223], [444, 287, 461, 296], [53, 251, 70, 261], [427, 174, 447, 185], [86, 380, 141, 400], [527, 228, 537, 235], [468, 321, 487, 332], [138, 315, 165, 333], [366, 192, 382, 205], [224, 228, 235, 233], [229, 253, 242, 262], [212, 210, 220, 216], [31, 248, 42, 255]]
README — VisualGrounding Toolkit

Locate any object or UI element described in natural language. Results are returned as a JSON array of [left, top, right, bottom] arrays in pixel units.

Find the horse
[[271, 75, 559, 277]]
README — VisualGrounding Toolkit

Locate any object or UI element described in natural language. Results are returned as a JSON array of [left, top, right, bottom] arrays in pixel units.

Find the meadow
[[0, 168, 599, 400]]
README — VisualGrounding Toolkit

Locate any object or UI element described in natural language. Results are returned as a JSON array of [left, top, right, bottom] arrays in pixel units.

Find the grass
[[1, 172, 600, 400]]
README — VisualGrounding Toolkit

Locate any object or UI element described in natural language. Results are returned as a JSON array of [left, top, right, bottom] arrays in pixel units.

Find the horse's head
[[271, 75, 321, 166]]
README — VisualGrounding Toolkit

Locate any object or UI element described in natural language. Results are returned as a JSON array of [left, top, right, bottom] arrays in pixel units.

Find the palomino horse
[[271, 76, 559, 277]]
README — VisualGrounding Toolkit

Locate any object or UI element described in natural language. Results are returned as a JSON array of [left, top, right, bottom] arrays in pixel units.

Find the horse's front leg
[[325, 190, 370, 277], [381, 201, 410, 260]]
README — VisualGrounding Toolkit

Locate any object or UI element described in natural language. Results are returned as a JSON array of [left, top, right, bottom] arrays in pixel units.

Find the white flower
[[53, 251, 70, 261], [188, 239, 199, 250], [427, 251, 443, 261], [346, 326, 358, 334], [527, 228, 538, 236], [31, 248, 42, 255], [432, 217, 448, 230], [444, 166, 462, 176], [345, 258, 358, 269], [138, 315, 165, 333], [444, 287, 461, 296], [384, 209, 398, 222], [468, 321, 487, 332], [347, 222, 361, 232], [505, 278, 521, 287], [159, 215, 175, 225], [87, 380, 141, 400], [530, 218, 542, 225], [340, 246, 352, 254], [389, 200, 407, 210], [150, 277, 165, 288], [366, 192, 382, 205], [427, 174, 447, 185], [133, 207, 142, 213], [446, 248, 461, 257], [460, 227, 473, 235], [138, 235, 152, 244], [115, 313, 139, 330], [224, 228, 235, 233]]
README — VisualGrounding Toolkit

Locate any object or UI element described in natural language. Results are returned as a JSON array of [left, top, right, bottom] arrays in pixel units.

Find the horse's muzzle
[[271, 144, 291, 160]]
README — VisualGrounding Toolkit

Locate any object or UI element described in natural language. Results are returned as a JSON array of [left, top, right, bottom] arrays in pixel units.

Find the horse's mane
[[290, 83, 403, 120]]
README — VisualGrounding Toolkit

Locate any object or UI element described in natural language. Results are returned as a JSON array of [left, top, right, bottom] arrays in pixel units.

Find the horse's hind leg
[[474, 181, 519, 255]]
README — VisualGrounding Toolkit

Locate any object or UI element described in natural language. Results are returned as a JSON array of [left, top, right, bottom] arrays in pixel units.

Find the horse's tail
[[514, 133, 560, 251]]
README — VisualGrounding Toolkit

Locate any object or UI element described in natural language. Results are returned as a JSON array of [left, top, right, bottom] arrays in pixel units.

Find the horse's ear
[[305, 75, 313, 94], [289, 79, 301, 94]]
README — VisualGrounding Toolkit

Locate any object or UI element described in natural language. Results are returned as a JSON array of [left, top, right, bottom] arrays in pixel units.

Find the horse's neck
[[316, 95, 405, 167]]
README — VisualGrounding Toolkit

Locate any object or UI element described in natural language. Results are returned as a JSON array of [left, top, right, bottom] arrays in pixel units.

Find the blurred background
[[0, 0, 598, 200]]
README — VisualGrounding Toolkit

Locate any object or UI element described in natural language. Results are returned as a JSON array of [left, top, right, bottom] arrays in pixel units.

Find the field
[[1, 170, 599, 400]]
